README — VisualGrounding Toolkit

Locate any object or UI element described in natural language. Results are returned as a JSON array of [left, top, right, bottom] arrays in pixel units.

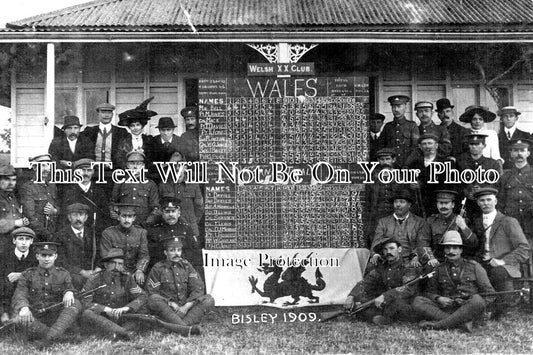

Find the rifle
[[452, 288, 529, 305], [120, 313, 200, 337], [438, 197, 467, 244], [319, 270, 435, 322], [0, 284, 107, 333]]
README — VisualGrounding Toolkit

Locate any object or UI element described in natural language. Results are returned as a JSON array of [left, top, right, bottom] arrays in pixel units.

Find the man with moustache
[[413, 231, 495, 332], [345, 236, 422, 325], [54, 203, 101, 290], [11, 241, 81, 347], [471, 188, 530, 314], [381, 95, 419, 167], [457, 134, 502, 220], [405, 101, 452, 166], [19, 154, 59, 241], [0, 227, 37, 323], [147, 237, 214, 327], [368, 113, 386, 162], [436, 98, 469, 160], [497, 139, 533, 249], [369, 190, 433, 268], [177, 106, 200, 161], [426, 190, 478, 262], [101, 203, 149, 285], [497, 107, 532, 169], [0, 164, 29, 249], [48, 116, 94, 169]]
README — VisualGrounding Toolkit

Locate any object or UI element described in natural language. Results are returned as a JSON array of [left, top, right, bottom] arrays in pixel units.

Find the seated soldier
[[147, 237, 214, 326], [345, 236, 422, 325], [413, 231, 495, 332], [11, 242, 81, 348], [0, 227, 37, 323]]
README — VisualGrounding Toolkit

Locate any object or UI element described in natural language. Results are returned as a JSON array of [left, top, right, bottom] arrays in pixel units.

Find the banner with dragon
[[203, 248, 369, 307]]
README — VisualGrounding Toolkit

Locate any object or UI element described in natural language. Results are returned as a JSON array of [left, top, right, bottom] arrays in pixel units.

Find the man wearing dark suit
[[177, 106, 200, 161], [497, 106, 533, 169], [436, 98, 469, 161], [149, 117, 185, 182], [471, 188, 530, 314], [54, 203, 101, 290], [48, 116, 94, 169], [368, 113, 386, 161], [82, 103, 129, 195]]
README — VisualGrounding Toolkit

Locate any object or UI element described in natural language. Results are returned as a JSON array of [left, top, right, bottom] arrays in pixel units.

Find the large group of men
[[351, 96, 533, 331], [0, 99, 212, 348]]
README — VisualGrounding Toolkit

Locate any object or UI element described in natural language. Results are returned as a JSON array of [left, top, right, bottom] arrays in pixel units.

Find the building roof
[[5, 0, 533, 33]]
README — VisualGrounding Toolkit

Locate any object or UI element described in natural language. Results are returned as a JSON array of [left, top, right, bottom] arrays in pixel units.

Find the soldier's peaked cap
[[161, 197, 181, 210], [34, 242, 60, 255], [509, 138, 533, 149], [434, 190, 458, 202], [101, 248, 125, 262], [114, 203, 139, 214], [163, 236, 183, 249], [388, 95, 410, 105]]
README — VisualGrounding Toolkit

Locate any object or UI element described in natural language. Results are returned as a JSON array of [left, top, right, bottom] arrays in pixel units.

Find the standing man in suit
[[149, 117, 184, 166], [497, 106, 533, 169], [368, 113, 386, 162], [48, 116, 94, 169], [82, 103, 129, 195], [436, 98, 469, 161]]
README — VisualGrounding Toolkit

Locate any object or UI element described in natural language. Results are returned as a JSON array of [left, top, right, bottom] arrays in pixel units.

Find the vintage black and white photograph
[[0, 0, 533, 353]]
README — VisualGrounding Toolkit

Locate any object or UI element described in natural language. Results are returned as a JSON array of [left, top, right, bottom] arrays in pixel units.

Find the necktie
[[77, 232, 83, 240], [164, 141, 170, 149], [20, 254, 26, 261], [397, 218, 405, 225], [507, 131, 511, 140], [101, 128, 108, 161]]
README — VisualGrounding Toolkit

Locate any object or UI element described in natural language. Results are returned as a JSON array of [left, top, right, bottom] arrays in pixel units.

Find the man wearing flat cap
[[426, 190, 478, 262], [53, 203, 101, 290], [368, 113, 387, 161], [101, 203, 150, 285], [404, 101, 452, 166], [147, 237, 214, 326], [413, 231, 495, 332], [111, 151, 160, 226], [381, 95, 419, 167], [457, 134, 501, 220], [496, 106, 533, 169], [12, 241, 81, 347], [370, 189, 432, 269], [436, 98, 469, 160], [0, 227, 37, 323], [497, 139, 533, 248], [177, 106, 200, 161], [0, 164, 28, 248], [48, 115, 94, 169], [345, 236, 422, 325], [471, 187, 530, 316], [19, 154, 59, 241]]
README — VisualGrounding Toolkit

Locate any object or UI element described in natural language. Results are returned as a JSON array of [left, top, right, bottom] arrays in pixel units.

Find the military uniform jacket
[[471, 212, 530, 278], [158, 181, 204, 236], [418, 121, 452, 159], [498, 128, 532, 169], [12, 266, 76, 313], [498, 164, 533, 240], [111, 180, 160, 224], [18, 179, 58, 239], [54, 226, 99, 275], [0, 247, 37, 313], [100, 225, 149, 273], [147, 220, 198, 269], [423, 258, 495, 301], [349, 259, 420, 304], [177, 130, 200, 161], [146, 259, 204, 306], [81, 270, 146, 313], [381, 116, 419, 167], [0, 190, 24, 236], [371, 214, 432, 262], [457, 153, 502, 189], [426, 213, 478, 261], [442, 121, 470, 160]]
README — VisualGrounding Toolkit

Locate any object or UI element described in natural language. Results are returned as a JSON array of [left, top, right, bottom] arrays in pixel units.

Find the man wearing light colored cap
[[471, 187, 530, 316], [405, 101, 451, 164], [19, 154, 59, 241], [496, 106, 532, 169], [413, 230, 495, 332], [147, 236, 214, 327], [48, 115, 94, 169], [111, 151, 160, 226], [381, 95, 419, 167], [0, 164, 28, 247], [497, 138, 533, 248]]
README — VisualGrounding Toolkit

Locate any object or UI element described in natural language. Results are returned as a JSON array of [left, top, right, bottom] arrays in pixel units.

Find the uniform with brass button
[[0, 164, 28, 249], [147, 237, 214, 326]]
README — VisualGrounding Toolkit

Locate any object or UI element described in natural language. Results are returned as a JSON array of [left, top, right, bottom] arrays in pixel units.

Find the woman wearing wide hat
[[459, 105, 502, 164]]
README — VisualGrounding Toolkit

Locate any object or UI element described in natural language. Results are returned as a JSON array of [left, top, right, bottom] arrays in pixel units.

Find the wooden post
[[45, 43, 55, 145]]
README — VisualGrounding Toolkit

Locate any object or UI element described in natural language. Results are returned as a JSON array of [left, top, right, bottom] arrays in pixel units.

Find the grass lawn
[[1, 305, 532, 354]]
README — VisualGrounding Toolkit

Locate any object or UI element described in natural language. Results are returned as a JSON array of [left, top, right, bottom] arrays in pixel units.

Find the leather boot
[[412, 297, 449, 321], [46, 306, 80, 341], [80, 310, 133, 340], [431, 299, 483, 330], [148, 296, 187, 326], [182, 295, 215, 325]]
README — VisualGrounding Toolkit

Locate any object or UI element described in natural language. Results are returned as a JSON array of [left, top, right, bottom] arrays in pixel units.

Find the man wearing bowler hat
[[177, 106, 200, 161], [149, 116, 185, 166], [381, 95, 419, 167], [48, 115, 94, 169], [436, 98, 469, 160], [368, 113, 386, 161], [496, 106, 533, 169]]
